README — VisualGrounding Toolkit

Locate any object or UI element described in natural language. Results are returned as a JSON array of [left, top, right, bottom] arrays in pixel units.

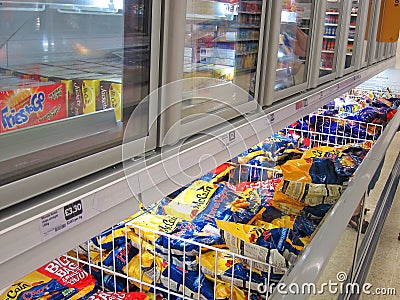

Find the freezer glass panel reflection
[[275, 0, 313, 91], [361, 0, 372, 65], [0, 0, 152, 185], [184, 0, 262, 109], [319, 0, 341, 77], [345, 0, 359, 69]]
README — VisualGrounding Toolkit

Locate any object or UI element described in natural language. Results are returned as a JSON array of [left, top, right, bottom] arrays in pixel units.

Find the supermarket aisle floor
[[360, 132, 400, 300]]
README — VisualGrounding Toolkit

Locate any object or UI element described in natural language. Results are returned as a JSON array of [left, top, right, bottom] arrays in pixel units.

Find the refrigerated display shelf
[[0, 58, 395, 289], [238, 11, 262, 15], [323, 35, 336, 39], [236, 66, 257, 73], [186, 13, 228, 20], [322, 50, 335, 54], [7, 81, 396, 299], [324, 23, 338, 26], [226, 24, 261, 29], [215, 38, 260, 42], [7, 77, 399, 300], [236, 51, 259, 55], [320, 67, 333, 70]]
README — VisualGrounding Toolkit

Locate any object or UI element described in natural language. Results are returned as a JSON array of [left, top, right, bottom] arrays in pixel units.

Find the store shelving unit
[[0, 0, 399, 296], [0, 57, 395, 289]]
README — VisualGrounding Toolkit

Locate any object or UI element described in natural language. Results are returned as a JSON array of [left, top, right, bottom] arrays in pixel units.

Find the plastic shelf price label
[[39, 200, 85, 241], [266, 113, 275, 124], [64, 200, 83, 221], [295, 101, 303, 110], [220, 130, 237, 149]]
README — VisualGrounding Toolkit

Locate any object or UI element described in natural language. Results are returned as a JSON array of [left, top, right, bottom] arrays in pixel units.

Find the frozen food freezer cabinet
[[1, 0, 397, 210], [0, 0, 162, 208], [0, 56, 397, 294]]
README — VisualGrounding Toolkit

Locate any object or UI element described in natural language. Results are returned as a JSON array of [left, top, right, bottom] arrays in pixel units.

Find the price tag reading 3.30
[[39, 200, 85, 240], [64, 200, 83, 221]]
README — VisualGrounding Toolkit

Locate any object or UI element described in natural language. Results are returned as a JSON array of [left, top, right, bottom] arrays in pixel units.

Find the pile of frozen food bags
[[62, 131, 380, 300], [3, 89, 397, 299], [284, 88, 398, 145]]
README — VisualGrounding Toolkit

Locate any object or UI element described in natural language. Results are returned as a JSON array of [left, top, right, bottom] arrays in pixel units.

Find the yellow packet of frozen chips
[[216, 220, 304, 272], [127, 230, 155, 253], [271, 188, 307, 216], [123, 251, 166, 291], [215, 220, 286, 272], [199, 251, 265, 293], [163, 181, 218, 221], [254, 217, 292, 230], [302, 146, 341, 159], [127, 213, 181, 243], [279, 158, 312, 182]]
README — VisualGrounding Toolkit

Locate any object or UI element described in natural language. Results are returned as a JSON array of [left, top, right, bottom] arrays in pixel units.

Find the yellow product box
[[82, 79, 101, 114], [213, 65, 235, 81], [98, 78, 122, 122]]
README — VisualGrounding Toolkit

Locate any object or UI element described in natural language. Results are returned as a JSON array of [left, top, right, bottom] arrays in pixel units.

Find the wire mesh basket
[[65, 212, 285, 300], [65, 163, 285, 299], [281, 112, 383, 150], [64, 92, 390, 300]]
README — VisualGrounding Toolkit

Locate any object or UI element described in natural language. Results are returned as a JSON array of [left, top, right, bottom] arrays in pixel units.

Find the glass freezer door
[[275, 0, 314, 92], [360, 0, 374, 68], [0, 0, 160, 206], [319, 0, 343, 78], [159, 0, 265, 145], [343, 0, 360, 72], [181, 0, 264, 115], [259, 0, 316, 106], [184, 0, 263, 96]]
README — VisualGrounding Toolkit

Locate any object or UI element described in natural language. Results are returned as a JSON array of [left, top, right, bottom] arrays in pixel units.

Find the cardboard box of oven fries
[[0, 82, 66, 133]]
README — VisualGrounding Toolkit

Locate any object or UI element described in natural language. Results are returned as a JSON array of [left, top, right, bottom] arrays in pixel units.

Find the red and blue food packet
[[0, 256, 97, 300]]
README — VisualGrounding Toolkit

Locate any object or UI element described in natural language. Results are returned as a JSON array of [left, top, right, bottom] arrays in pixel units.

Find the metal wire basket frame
[[65, 102, 387, 300]]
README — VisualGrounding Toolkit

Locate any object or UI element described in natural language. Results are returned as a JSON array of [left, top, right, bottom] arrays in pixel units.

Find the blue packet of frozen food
[[260, 134, 297, 154], [102, 243, 138, 273], [153, 220, 224, 257], [200, 251, 275, 292], [334, 153, 363, 178], [232, 144, 264, 164], [91, 227, 128, 251], [154, 252, 199, 271], [293, 216, 317, 238], [256, 206, 317, 238], [345, 107, 378, 123], [160, 263, 215, 300], [83, 265, 127, 292], [387, 97, 400, 108], [301, 204, 332, 223], [309, 158, 347, 185], [294, 119, 310, 131]]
